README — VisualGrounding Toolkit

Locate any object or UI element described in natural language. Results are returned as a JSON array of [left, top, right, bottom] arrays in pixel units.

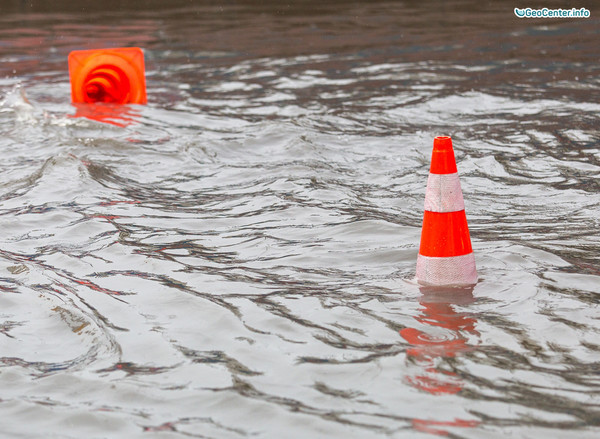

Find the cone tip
[[430, 136, 457, 174], [433, 136, 453, 152]]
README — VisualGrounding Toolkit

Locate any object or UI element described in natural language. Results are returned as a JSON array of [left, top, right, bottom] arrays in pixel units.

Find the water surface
[[0, 1, 599, 438]]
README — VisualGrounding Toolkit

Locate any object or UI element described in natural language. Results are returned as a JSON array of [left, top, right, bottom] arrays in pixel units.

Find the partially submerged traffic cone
[[68, 47, 147, 104], [416, 136, 477, 286]]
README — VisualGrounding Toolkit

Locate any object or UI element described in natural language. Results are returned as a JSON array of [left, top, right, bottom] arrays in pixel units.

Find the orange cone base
[[69, 47, 147, 104]]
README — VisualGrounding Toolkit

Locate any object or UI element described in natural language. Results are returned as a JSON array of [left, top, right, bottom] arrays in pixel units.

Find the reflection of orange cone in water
[[416, 136, 477, 286], [400, 296, 477, 395], [412, 418, 479, 436], [68, 47, 147, 104], [71, 103, 139, 127], [401, 288, 480, 433]]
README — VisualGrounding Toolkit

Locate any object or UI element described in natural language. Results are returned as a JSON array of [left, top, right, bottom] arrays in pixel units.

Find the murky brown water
[[1, 1, 599, 438]]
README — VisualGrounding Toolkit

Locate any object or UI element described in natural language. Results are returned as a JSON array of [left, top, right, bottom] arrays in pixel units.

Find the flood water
[[1, 1, 599, 437]]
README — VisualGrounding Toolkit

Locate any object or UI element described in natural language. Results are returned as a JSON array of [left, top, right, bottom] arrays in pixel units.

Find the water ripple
[[1, 2, 600, 438]]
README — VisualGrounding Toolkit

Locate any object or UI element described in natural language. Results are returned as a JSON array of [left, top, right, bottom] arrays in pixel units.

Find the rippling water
[[1, 1, 599, 437]]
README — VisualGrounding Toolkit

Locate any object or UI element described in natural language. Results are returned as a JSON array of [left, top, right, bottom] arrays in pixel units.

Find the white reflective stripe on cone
[[424, 172, 465, 213], [416, 253, 478, 286]]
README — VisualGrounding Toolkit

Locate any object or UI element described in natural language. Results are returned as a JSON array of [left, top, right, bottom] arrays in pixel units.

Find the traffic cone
[[416, 136, 477, 286], [68, 47, 147, 104]]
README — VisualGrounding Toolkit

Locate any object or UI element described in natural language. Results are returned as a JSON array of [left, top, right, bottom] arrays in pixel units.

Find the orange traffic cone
[[68, 47, 147, 104], [416, 136, 477, 286]]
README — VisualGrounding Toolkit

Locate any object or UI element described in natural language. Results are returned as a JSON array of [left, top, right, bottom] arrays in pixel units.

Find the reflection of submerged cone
[[416, 136, 477, 286], [68, 47, 147, 104], [400, 287, 477, 395], [71, 103, 138, 127]]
